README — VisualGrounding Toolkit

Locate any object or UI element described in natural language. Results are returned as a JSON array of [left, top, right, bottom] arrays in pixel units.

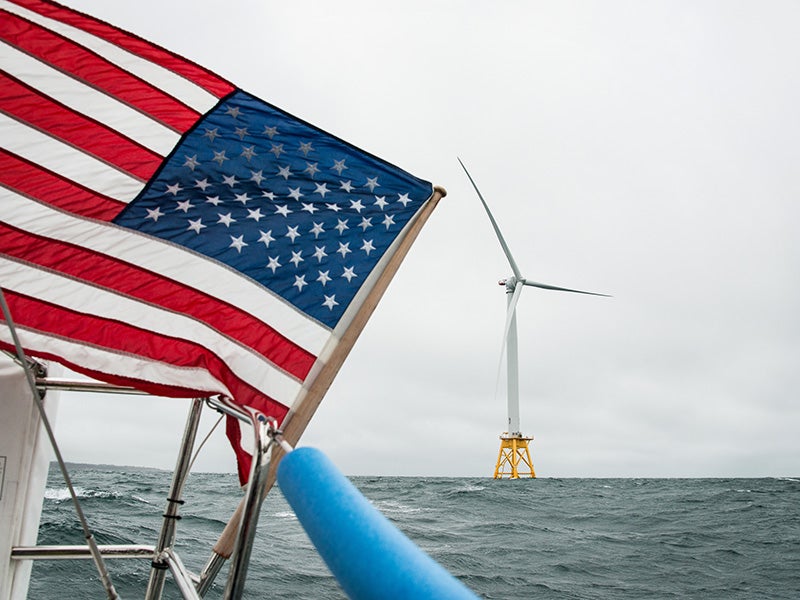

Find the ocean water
[[27, 465, 800, 599]]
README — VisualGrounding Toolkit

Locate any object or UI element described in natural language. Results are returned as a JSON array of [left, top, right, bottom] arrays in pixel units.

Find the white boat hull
[[0, 356, 59, 600]]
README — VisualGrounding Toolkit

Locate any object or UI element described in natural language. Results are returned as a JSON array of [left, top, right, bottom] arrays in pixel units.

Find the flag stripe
[[0, 318, 231, 397], [0, 41, 181, 155], [1, 71, 161, 180], [0, 257, 304, 406], [0, 292, 291, 418], [1, 112, 143, 202], [0, 221, 317, 380], [0, 149, 125, 221], [1, 0, 221, 114], [1, 9, 201, 132], [2, 187, 332, 354], [7, 0, 235, 99]]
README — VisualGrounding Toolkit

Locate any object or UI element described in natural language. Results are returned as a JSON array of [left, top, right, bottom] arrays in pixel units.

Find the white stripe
[[0, 324, 231, 397], [1, 188, 331, 355], [1, 0, 220, 114], [0, 257, 303, 406], [0, 112, 144, 202], [0, 40, 179, 155]]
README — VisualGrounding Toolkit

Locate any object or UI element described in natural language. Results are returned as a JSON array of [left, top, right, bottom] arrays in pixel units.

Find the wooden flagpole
[[211, 186, 446, 560]]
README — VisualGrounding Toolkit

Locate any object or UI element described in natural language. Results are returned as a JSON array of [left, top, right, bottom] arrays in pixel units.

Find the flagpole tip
[[433, 185, 447, 198]]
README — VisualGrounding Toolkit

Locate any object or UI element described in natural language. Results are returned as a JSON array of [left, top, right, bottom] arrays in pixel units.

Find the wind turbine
[[458, 158, 609, 479]]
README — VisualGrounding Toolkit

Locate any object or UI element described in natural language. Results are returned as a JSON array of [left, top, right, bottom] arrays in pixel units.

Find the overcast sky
[[44, 0, 800, 478]]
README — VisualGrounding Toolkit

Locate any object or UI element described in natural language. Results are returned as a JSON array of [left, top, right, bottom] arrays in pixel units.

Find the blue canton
[[115, 91, 433, 329]]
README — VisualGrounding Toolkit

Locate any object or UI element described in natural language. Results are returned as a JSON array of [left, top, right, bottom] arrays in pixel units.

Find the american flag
[[0, 0, 438, 474]]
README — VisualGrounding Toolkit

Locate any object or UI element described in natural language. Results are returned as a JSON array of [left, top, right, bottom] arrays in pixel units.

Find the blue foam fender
[[277, 447, 479, 600]]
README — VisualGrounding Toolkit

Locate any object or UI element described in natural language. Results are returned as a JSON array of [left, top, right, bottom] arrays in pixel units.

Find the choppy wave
[[26, 469, 800, 600], [44, 486, 122, 502]]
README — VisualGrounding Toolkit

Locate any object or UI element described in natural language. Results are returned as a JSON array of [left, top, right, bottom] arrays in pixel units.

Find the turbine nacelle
[[498, 277, 516, 292]]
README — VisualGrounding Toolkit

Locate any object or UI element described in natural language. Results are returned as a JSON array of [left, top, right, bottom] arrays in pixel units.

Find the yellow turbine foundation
[[493, 434, 535, 479]]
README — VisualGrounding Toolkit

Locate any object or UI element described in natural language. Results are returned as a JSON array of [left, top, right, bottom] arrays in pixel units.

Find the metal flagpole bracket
[[264, 416, 294, 455], [208, 399, 287, 600]]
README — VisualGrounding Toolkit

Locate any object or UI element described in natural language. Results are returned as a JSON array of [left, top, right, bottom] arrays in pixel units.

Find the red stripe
[[0, 223, 316, 381], [0, 290, 290, 419], [0, 72, 162, 181], [0, 149, 126, 221], [2, 10, 201, 132], [7, 0, 235, 98]]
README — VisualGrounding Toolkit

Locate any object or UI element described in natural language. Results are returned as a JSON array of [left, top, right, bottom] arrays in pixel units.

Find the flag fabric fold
[[1, 0, 436, 480]]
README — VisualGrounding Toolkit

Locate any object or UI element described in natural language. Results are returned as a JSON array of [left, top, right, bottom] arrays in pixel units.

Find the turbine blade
[[523, 279, 611, 297], [457, 157, 522, 280], [499, 281, 524, 364]]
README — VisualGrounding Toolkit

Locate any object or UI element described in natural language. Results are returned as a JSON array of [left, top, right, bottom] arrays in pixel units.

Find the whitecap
[[273, 510, 298, 520]]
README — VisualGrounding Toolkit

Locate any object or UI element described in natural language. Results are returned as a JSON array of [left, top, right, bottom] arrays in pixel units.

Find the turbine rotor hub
[[501, 276, 522, 292]]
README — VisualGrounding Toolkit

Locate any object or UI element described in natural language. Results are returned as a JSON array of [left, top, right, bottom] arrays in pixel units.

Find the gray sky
[[49, 0, 800, 477]]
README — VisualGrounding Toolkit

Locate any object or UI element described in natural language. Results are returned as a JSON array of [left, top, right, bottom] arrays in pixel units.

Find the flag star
[[313, 245, 328, 262], [217, 212, 236, 227], [175, 199, 192, 212], [293, 274, 308, 292], [225, 105, 241, 118], [287, 187, 303, 201], [374, 196, 388, 210], [166, 182, 182, 195], [304, 162, 320, 178], [337, 242, 351, 257], [361, 239, 375, 255], [183, 155, 199, 170], [203, 127, 219, 142], [349, 199, 365, 213], [212, 150, 228, 165], [250, 170, 264, 185], [187, 218, 205, 233], [145, 207, 164, 221], [229, 235, 248, 253], [290, 250, 304, 267], [314, 183, 330, 197], [241, 146, 257, 161], [262, 190, 276, 200], [247, 208, 265, 221], [364, 176, 379, 191], [195, 178, 211, 191], [341, 266, 357, 282], [266, 256, 281, 273], [234, 126, 248, 139], [258, 230, 275, 247], [359, 217, 373, 231], [326, 203, 342, 212], [275, 204, 292, 217], [331, 159, 348, 175], [277, 165, 292, 180], [301, 202, 318, 214], [335, 218, 349, 234], [339, 180, 353, 192], [263, 125, 278, 138], [298, 141, 314, 156], [397, 193, 412, 207], [286, 225, 301, 242], [317, 270, 332, 286], [235, 192, 250, 204], [222, 174, 239, 188], [322, 294, 339, 310], [206, 195, 222, 206], [382, 214, 396, 229], [270, 143, 284, 158], [310, 222, 325, 238]]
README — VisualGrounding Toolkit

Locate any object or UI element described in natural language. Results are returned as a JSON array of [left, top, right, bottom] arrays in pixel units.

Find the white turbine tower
[[458, 158, 609, 479]]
